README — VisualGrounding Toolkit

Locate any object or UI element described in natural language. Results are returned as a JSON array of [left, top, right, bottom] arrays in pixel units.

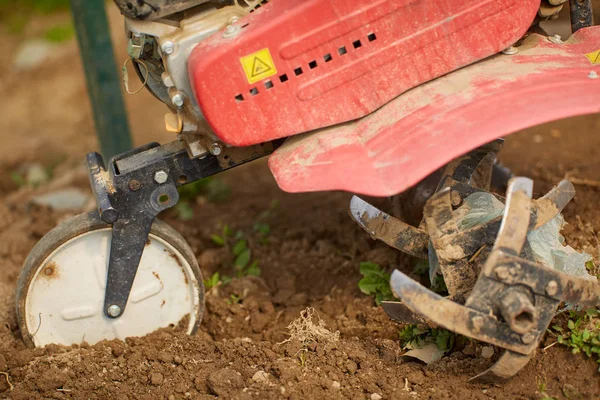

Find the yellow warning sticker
[[240, 48, 277, 84], [585, 49, 600, 64]]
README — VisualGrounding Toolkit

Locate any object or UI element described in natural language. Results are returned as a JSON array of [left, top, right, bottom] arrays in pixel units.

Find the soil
[[0, 5, 599, 400]]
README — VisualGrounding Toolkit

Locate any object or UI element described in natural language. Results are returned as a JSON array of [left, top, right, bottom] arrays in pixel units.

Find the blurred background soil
[[0, 2, 599, 399]]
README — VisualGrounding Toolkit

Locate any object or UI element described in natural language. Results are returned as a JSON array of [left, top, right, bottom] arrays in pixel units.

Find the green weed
[[44, 22, 73, 42], [399, 324, 455, 353], [210, 225, 261, 278], [202, 271, 231, 291], [553, 308, 600, 370], [357, 262, 394, 305]]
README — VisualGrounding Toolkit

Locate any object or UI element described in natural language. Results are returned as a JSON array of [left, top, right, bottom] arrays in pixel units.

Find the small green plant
[[210, 225, 261, 277], [413, 260, 448, 295], [203, 272, 221, 290], [553, 308, 600, 370], [44, 22, 73, 42], [9, 171, 26, 187], [585, 260, 600, 280], [173, 202, 194, 221], [227, 293, 241, 304], [399, 324, 455, 353], [357, 262, 394, 305], [211, 225, 233, 246]]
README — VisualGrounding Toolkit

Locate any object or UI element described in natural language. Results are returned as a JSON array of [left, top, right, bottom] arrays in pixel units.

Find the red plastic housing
[[189, 0, 539, 146], [268, 27, 600, 197]]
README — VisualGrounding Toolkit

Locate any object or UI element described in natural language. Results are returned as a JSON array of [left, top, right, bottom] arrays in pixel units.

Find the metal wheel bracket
[[87, 139, 280, 318]]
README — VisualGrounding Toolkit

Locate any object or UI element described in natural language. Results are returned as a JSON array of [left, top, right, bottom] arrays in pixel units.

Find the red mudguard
[[268, 27, 600, 197], [189, 0, 539, 146]]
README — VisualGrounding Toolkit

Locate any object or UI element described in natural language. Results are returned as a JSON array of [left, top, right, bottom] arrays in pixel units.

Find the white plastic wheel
[[16, 212, 204, 347]]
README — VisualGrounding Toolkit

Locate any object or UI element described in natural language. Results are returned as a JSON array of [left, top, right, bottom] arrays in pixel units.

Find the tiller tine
[[349, 196, 429, 260], [389, 178, 600, 381]]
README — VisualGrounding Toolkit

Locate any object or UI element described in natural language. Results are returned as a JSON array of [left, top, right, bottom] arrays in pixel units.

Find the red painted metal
[[268, 27, 600, 197], [189, 0, 540, 146]]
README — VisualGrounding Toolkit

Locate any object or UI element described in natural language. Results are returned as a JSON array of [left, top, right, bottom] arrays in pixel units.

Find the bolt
[[154, 170, 169, 184], [210, 143, 223, 156], [521, 332, 535, 344], [223, 24, 241, 38], [589, 71, 599, 79], [129, 179, 141, 191], [548, 34, 563, 44], [495, 266, 510, 280], [502, 46, 518, 55], [450, 190, 463, 207], [107, 305, 121, 317], [471, 315, 485, 332], [161, 41, 175, 55], [545, 280, 558, 296], [171, 93, 185, 108]]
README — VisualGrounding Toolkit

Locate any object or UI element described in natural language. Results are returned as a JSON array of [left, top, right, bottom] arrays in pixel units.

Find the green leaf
[[253, 222, 271, 237], [211, 234, 225, 247], [568, 320, 575, 330], [9, 171, 26, 187], [223, 225, 233, 237], [221, 275, 232, 285], [232, 240, 247, 256], [234, 248, 251, 270], [583, 329, 591, 340], [44, 22, 74, 42], [585, 260, 595, 271], [246, 261, 261, 277], [203, 272, 221, 289], [174, 201, 194, 221]]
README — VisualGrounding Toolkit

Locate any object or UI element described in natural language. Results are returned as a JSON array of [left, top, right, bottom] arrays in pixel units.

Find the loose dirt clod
[[281, 307, 340, 346]]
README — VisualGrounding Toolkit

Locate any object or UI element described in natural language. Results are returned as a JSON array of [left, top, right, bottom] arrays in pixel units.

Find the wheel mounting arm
[[87, 139, 281, 318]]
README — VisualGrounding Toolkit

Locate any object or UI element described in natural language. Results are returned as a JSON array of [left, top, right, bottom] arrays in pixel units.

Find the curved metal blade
[[469, 350, 532, 383], [381, 301, 434, 325], [349, 196, 429, 259], [532, 180, 576, 229], [390, 269, 535, 355]]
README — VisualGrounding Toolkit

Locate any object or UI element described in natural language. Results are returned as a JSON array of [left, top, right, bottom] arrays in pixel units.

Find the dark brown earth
[[0, 5, 599, 400]]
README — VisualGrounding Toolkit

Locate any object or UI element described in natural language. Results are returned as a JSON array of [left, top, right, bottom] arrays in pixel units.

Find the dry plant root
[[0, 372, 13, 391], [280, 307, 339, 347]]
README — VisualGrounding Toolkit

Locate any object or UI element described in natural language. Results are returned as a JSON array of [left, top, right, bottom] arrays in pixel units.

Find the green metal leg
[[70, 0, 132, 159]]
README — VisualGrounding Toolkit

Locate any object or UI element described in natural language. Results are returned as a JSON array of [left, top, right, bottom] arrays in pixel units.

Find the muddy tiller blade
[[350, 143, 598, 380]]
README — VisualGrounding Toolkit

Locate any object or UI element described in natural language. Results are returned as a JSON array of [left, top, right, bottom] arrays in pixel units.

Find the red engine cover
[[189, 0, 540, 146]]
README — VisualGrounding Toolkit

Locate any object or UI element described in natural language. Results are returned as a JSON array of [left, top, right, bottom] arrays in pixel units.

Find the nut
[[471, 315, 485, 332], [107, 305, 121, 317], [210, 143, 223, 156], [589, 71, 599, 79], [545, 280, 558, 296], [171, 93, 185, 108], [521, 332, 535, 344], [154, 170, 169, 184], [502, 46, 518, 55], [495, 266, 510, 280], [161, 41, 175, 55], [223, 24, 241, 38], [129, 179, 141, 191], [548, 34, 563, 44]]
